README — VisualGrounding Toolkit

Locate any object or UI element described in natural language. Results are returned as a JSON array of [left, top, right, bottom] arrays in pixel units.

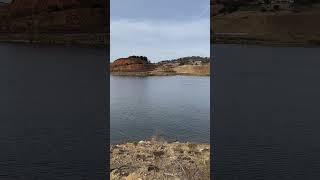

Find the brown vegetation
[[110, 140, 210, 180]]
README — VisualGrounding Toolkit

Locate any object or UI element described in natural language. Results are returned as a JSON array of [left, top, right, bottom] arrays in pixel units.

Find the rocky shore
[[111, 140, 210, 180], [0, 33, 108, 47], [110, 56, 210, 76]]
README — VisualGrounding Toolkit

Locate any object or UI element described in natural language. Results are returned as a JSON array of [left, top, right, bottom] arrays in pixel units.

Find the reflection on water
[[0, 43, 107, 180]]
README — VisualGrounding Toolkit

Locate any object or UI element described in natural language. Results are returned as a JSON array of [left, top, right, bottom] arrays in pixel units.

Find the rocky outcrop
[[110, 56, 156, 73]]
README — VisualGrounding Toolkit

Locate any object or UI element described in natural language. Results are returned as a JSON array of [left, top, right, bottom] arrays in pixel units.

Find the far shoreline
[[110, 139, 210, 146], [0, 34, 108, 49], [212, 40, 320, 48], [3, 38, 319, 49], [110, 72, 210, 77], [0, 40, 107, 49]]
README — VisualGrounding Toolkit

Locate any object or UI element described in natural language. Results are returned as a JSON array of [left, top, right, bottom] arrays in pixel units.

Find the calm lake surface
[[213, 44, 320, 179], [110, 75, 210, 144], [0, 43, 107, 180]]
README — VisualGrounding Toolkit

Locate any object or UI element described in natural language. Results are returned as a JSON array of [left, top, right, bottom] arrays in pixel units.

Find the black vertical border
[[105, 0, 110, 179], [210, 0, 216, 179]]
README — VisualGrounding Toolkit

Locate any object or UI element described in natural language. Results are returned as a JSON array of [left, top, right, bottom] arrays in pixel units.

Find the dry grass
[[110, 139, 210, 180]]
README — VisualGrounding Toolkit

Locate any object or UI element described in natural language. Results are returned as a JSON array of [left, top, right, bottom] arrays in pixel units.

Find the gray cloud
[[110, 19, 210, 62]]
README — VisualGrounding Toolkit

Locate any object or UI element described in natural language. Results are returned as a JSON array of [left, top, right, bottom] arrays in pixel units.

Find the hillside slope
[[212, 10, 320, 45]]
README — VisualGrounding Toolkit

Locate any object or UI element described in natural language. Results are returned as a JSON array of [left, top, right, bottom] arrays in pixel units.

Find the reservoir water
[[0, 43, 107, 180], [5, 42, 320, 179], [213, 44, 320, 179], [110, 75, 210, 144]]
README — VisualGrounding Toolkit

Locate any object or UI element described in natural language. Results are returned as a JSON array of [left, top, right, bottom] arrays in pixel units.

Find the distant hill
[[212, 0, 320, 46], [214, 0, 320, 15]]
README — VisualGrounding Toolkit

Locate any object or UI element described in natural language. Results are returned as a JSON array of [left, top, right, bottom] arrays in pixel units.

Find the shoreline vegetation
[[110, 56, 210, 76], [213, 39, 320, 47], [111, 138, 210, 180], [0, 33, 108, 48]]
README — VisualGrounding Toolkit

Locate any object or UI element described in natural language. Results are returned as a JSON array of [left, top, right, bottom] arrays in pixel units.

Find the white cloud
[[110, 19, 210, 62]]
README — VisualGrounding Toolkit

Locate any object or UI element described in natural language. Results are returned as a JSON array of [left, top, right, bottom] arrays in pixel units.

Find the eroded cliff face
[[111, 57, 156, 73]]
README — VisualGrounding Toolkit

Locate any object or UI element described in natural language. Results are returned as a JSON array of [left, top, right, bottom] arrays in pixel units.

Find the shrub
[[133, 141, 138, 146], [188, 143, 198, 152]]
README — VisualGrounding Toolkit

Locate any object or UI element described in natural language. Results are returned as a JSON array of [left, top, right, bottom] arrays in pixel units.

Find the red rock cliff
[[111, 56, 156, 73]]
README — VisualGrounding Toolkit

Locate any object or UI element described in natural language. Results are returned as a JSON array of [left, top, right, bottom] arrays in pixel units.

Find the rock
[[200, 148, 210, 152], [121, 171, 129, 177]]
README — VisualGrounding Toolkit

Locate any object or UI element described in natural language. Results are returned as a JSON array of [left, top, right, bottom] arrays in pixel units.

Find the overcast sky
[[111, 0, 210, 62]]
